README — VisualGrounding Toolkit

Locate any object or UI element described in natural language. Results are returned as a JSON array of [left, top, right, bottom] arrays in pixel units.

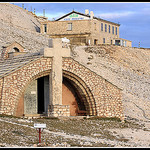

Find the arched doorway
[[62, 77, 87, 116], [20, 70, 96, 117], [63, 70, 97, 116]]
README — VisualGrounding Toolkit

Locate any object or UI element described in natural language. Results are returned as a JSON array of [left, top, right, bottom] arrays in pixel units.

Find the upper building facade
[[40, 9, 132, 47]]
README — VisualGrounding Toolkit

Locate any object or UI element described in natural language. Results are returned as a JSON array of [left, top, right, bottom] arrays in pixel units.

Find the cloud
[[97, 11, 135, 20]]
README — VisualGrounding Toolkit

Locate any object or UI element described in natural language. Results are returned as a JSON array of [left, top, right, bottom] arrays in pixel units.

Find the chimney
[[85, 9, 89, 15], [90, 11, 94, 19]]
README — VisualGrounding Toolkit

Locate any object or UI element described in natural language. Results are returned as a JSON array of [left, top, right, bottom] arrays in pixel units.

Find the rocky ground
[[71, 45, 150, 122], [0, 3, 49, 57], [0, 114, 149, 148]]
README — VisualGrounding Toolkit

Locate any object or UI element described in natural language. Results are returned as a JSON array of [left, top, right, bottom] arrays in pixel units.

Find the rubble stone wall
[[63, 58, 124, 120], [0, 57, 52, 115], [0, 57, 123, 120]]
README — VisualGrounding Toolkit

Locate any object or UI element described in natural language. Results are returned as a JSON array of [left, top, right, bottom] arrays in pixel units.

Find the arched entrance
[[63, 70, 97, 116], [17, 70, 96, 117], [62, 77, 87, 116]]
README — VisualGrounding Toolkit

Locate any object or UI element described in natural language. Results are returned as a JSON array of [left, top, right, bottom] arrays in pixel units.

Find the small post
[[39, 128, 41, 143], [34, 123, 46, 144], [139, 42, 140, 48]]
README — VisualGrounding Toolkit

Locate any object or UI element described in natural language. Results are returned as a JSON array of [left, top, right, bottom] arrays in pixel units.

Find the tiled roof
[[0, 52, 43, 78]]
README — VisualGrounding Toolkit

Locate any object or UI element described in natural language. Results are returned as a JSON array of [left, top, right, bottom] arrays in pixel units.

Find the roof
[[0, 52, 42, 78], [55, 10, 120, 26], [2, 41, 25, 49]]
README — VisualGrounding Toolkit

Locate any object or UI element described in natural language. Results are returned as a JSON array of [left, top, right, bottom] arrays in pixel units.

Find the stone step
[[24, 114, 41, 117]]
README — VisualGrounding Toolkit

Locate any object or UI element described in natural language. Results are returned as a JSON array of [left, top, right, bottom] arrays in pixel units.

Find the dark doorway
[[115, 40, 120, 46], [94, 39, 98, 45], [37, 75, 49, 115], [37, 77, 44, 114]]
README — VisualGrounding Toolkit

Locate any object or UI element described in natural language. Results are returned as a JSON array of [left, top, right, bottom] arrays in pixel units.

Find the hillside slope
[[0, 3, 40, 32], [0, 3, 49, 57], [71, 45, 150, 121]]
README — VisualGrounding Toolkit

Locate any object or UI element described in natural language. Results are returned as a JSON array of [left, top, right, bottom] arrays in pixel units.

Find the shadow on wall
[[30, 19, 40, 32]]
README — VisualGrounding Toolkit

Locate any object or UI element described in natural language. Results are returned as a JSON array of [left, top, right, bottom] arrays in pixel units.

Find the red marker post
[[34, 123, 46, 144]]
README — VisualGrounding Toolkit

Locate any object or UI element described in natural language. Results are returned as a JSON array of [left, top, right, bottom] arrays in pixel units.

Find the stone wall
[[48, 105, 70, 117], [90, 19, 119, 45], [0, 56, 123, 120], [1, 42, 26, 59], [0, 57, 52, 115], [63, 58, 123, 120], [0, 78, 3, 100], [41, 20, 91, 35], [41, 19, 120, 45]]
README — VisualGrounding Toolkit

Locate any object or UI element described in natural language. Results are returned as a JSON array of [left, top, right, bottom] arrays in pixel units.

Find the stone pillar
[[44, 76, 49, 115], [43, 38, 70, 117]]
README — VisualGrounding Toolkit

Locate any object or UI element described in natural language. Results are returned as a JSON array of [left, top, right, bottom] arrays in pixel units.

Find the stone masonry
[[0, 40, 124, 120]]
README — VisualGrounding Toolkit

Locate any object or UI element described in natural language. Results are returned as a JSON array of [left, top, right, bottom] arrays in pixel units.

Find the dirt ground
[[0, 114, 149, 148]]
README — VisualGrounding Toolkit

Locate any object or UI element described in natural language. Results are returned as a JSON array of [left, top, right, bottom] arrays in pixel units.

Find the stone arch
[[15, 68, 97, 117], [15, 70, 51, 116], [63, 70, 97, 116], [1, 42, 25, 59], [16, 69, 97, 116]]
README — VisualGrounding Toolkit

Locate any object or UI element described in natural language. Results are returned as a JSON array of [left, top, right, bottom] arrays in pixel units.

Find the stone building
[[40, 9, 132, 47], [0, 38, 124, 120]]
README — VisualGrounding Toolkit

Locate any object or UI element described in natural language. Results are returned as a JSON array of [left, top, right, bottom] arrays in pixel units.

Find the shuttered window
[[112, 26, 114, 34], [116, 27, 117, 35], [101, 23, 103, 31], [105, 24, 107, 32], [67, 23, 72, 31], [44, 24, 47, 33]]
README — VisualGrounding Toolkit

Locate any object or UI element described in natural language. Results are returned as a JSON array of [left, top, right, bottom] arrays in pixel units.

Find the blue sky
[[10, 2, 150, 48]]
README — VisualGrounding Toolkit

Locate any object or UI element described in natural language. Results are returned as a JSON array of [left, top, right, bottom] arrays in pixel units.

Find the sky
[[10, 2, 150, 48]]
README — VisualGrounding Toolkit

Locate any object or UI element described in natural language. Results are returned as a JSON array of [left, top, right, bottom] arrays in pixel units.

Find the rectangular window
[[101, 23, 103, 31], [67, 23, 72, 31], [103, 38, 105, 44], [116, 27, 117, 35], [109, 25, 110, 33], [44, 24, 47, 33], [105, 24, 107, 32], [112, 26, 114, 34]]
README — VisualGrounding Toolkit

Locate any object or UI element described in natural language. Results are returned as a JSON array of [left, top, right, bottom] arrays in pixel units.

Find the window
[[44, 24, 47, 33], [105, 24, 107, 32], [109, 25, 111, 33], [101, 23, 103, 31], [112, 26, 114, 34], [103, 38, 105, 44], [94, 39, 98, 45], [13, 47, 19, 52], [116, 27, 117, 35], [67, 23, 72, 31]]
